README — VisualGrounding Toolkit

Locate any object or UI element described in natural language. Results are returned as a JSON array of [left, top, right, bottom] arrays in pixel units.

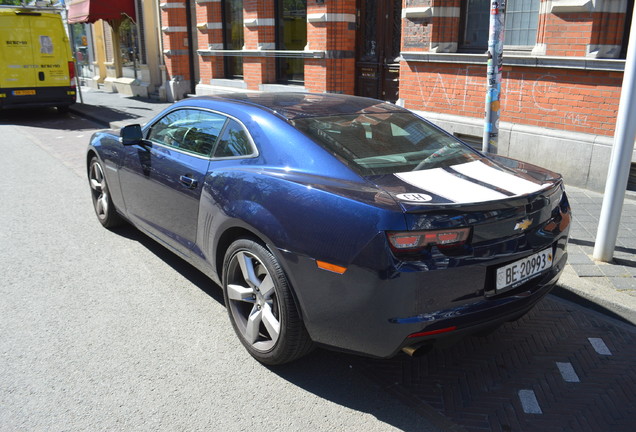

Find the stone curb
[[555, 265, 636, 325], [69, 104, 111, 128]]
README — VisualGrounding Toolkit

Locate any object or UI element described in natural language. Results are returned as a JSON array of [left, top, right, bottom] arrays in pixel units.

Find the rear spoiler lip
[[398, 179, 564, 214]]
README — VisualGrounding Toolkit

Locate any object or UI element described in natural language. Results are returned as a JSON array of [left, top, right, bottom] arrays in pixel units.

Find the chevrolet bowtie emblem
[[514, 218, 533, 231]]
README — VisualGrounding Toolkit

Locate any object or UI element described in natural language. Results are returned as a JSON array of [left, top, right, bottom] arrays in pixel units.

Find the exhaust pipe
[[401, 343, 433, 358]]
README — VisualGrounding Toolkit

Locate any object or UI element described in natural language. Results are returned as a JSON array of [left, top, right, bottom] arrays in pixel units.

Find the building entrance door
[[355, 0, 402, 103]]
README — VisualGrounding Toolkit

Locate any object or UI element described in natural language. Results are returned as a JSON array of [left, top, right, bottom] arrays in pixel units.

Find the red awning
[[67, 0, 136, 24]]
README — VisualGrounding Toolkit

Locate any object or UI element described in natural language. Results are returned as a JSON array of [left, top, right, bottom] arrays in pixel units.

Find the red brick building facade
[[159, 0, 635, 191]]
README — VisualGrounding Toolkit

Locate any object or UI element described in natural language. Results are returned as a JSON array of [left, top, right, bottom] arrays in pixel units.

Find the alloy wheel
[[226, 250, 281, 352], [89, 160, 109, 221]]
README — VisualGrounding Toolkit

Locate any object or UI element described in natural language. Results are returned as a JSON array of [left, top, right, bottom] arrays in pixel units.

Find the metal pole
[[482, 0, 507, 153], [67, 23, 83, 103], [132, 2, 139, 81], [75, 63, 84, 104], [593, 3, 636, 262]]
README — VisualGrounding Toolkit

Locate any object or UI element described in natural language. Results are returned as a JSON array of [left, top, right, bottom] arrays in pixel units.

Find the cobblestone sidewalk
[[565, 186, 636, 296]]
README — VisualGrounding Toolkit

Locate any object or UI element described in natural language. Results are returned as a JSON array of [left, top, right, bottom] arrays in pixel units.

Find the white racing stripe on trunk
[[395, 168, 508, 203], [451, 160, 549, 196]]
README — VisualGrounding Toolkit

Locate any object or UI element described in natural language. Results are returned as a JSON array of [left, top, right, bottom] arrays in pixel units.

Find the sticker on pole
[[396, 193, 433, 203]]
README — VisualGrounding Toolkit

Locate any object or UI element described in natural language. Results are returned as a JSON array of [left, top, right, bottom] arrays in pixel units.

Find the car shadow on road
[[267, 350, 450, 432], [0, 107, 101, 131], [108, 223, 226, 306], [552, 286, 636, 326], [107, 222, 445, 431]]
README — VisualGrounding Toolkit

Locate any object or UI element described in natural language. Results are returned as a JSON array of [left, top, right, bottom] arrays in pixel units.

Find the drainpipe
[[185, 0, 196, 95], [67, 23, 84, 103]]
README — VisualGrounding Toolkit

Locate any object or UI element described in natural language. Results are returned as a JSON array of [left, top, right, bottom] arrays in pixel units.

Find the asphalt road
[[0, 110, 444, 431]]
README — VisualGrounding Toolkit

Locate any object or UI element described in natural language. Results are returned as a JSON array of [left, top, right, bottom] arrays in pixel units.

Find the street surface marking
[[518, 389, 542, 414], [588, 337, 612, 355], [556, 362, 580, 382]]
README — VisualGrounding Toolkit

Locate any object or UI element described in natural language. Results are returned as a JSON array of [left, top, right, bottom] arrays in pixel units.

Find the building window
[[276, 0, 307, 84], [70, 23, 95, 79], [460, 0, 539, 51], [223, 0, 244, 78], [621, 0, 634, 58], [461, 0, 490, 51], [119, 18, 140, 79], [135, 0, 147, 64], [504, 0, 540, 47]]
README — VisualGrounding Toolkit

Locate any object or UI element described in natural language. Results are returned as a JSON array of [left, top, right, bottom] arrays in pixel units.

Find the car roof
[[186, 92, 408, 120]]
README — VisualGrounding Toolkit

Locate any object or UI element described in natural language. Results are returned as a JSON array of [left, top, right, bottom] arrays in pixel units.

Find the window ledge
[[197, 49, 325, 59], [400, 52, 625, 71], [401, 7, 432, 19], [209, 79, 247, 89], [549, 0, 593, 13], [260, 84, 306, 92]]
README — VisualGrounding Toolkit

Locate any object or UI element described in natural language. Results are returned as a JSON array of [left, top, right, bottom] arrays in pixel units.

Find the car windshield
[[292, 112, 482, 175]]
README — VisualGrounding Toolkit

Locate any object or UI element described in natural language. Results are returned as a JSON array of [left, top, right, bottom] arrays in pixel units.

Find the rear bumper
[[0, 86, 76, 109], [277, 234, 569, 359]]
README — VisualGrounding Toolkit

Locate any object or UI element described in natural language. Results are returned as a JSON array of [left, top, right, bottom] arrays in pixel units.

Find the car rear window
[[292, 113, 482, 175]]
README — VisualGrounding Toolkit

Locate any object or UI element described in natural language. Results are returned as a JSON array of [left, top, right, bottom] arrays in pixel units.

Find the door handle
[[179, 175, 198, 189]]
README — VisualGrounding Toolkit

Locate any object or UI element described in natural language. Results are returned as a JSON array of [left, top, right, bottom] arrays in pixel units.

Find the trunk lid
[[367, 155, 566, 244]]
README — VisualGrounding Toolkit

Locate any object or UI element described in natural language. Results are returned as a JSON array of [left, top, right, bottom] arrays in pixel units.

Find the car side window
[[147, 109, 227, 156], [214, 119, 254, 158]]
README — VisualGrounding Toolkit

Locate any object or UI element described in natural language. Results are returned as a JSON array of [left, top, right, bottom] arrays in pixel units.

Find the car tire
[[88, 156, 123, 228], [223, 239, 313, 365]]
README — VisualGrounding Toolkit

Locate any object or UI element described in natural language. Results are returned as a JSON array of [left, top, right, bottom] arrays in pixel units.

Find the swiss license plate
[[496, 248, 553, 292], [13, 90, 36, 96]]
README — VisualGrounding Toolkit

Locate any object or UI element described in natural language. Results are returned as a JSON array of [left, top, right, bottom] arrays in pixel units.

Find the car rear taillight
[[68, 61, 76, 86], [387, 228, 471, 252]]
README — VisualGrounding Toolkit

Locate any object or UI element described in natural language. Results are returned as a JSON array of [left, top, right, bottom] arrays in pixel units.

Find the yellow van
[[0, 6, 76, 112]]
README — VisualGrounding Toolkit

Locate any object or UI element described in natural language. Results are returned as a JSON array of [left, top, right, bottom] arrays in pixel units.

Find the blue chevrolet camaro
[[87, 93, 570, 365]]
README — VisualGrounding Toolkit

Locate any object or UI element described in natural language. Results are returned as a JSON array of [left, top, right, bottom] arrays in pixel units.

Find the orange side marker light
[[316, 260, 347, 274]]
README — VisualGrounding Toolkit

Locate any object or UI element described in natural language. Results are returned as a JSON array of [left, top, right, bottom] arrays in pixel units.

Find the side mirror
[[120, 124, 143, 146]]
